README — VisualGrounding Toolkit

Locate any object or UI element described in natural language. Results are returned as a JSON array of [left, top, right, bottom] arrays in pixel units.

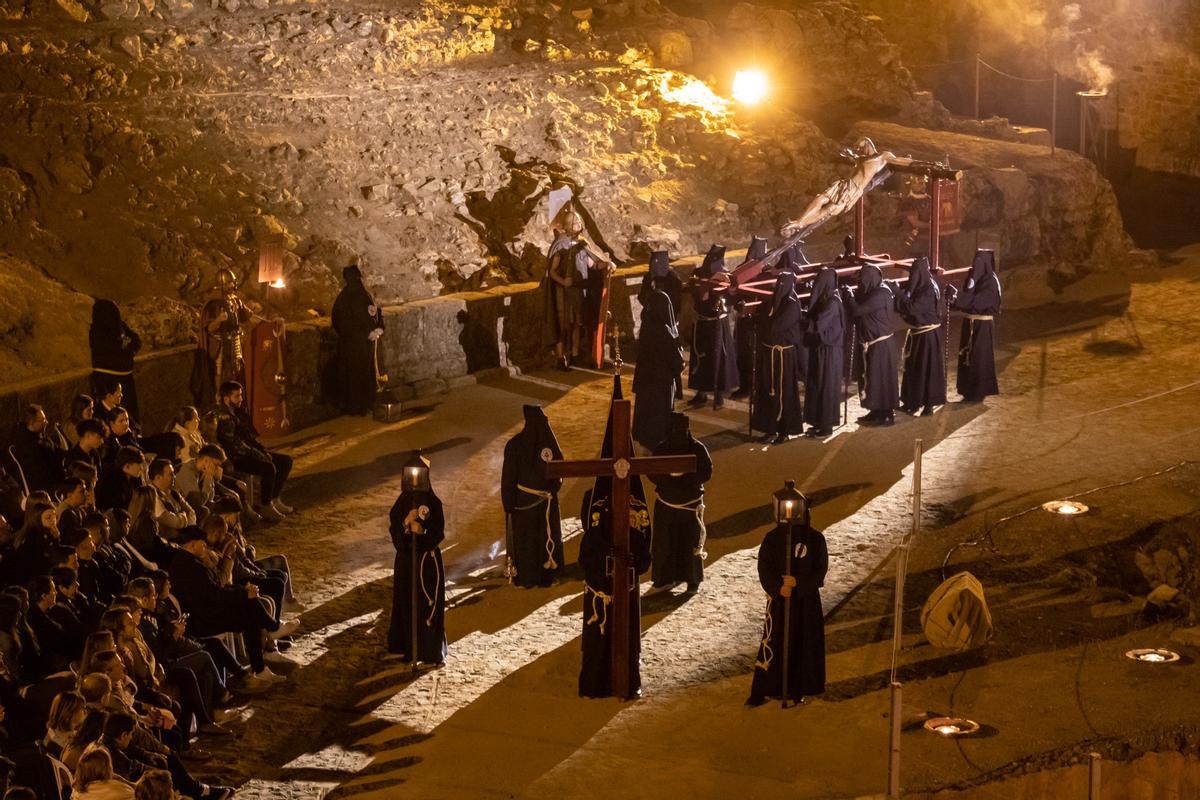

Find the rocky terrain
[[0, 0, 1141, 381]]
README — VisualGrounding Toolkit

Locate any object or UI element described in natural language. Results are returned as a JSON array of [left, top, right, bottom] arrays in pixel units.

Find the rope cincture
[[516, 483, 557, 570], [655, 495, 707, 559], [762, 343, 795, 423], [901, 323, 940, 362], [585, 584, 613, 635], [419, 548, 442, 627], [755, 598, 775, 670], [959, 314, 994, 367], [859, 332, 893, 398]]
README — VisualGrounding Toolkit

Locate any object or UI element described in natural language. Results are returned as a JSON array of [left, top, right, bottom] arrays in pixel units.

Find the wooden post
[[609, 400, 633, 699], [974, 54, 981, 120], [1050, 73, 1059, 156], [854, 197, 865, 256], [929, 180, 942, 271], [1088, 752, 1101, 799], [888, 681, 902, 798]]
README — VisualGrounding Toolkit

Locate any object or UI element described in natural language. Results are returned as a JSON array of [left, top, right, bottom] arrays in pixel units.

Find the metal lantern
[[773, 480, 808, 525], [404, 452, 431, 492]]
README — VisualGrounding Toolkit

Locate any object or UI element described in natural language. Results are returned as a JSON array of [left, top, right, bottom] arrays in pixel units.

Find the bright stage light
[[923, 717, 981, 737], [1042, 499, 1088, 515], [1125, 648, 1180, 664], [269, 278, 285, 288], [732, 70, 768, 105]]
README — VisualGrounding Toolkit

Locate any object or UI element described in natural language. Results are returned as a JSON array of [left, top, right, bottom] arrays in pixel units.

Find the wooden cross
[[542, 392, 696, 699]]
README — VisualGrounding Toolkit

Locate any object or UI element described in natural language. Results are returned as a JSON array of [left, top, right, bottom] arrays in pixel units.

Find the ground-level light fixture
[[269, 278, 286, 289], [732, 69, 768, 105], [923, 717, 981, 737], [1042, 499, 1088, 516], [1125, 648, 1180, 664]]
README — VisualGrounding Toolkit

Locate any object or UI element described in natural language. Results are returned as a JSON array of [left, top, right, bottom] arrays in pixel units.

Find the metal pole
[[410, 523, 419, 672], [854, 197, 866, 256], [888, 681, 902, 798], [781, 520, 794, 709], [1050, 73, 1058, 156], [974, 54, 981, 120], [929, 179, 942, 272], [1088, 752, 1101, 799]]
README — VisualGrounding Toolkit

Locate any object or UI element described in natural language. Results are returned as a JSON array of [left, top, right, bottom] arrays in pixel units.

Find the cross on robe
[[542, 395, 696, 699]]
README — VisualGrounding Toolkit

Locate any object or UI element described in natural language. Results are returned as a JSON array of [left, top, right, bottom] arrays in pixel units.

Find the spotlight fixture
[[1042, 499, 1088, 516], [269, 278, 286, 289], [1076, 88, 1109, 99], [1124, 648, 1180, 664], [732, 69, 768, 105], [923, 717, 981, 737]]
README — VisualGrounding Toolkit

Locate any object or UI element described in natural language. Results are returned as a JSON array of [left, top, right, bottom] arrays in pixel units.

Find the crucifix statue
[[543, 374, 696, 699]]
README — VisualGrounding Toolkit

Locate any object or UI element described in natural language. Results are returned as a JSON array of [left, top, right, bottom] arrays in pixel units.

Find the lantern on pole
[[772, 480, 807, 708], [773, 480, 808, 525], [404, 452, 431, 493]]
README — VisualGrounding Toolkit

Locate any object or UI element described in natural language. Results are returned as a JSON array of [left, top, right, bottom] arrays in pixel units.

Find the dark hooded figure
[[732, 236, 769, 399], [688, 245, 739, 408], [747, 504, 828, 706], [752, 270, 806, 443], [951, 250, 1001, 402], [843, 264, 899, 426], [638, 250, 683, 322], [388, 454, 448, 666], [331, 265, 385, 416], [648, 412, 712, 593], [803, 267, 845, 437], [89, 300, 142, 421], [895, 257, 947, 415], [579, 376, 653, 699], [633, 291, 684, 449], [500, 405, 564, 588]]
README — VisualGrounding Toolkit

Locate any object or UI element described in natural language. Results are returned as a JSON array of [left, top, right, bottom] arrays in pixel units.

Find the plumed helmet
[[216, 268, 238, 294]]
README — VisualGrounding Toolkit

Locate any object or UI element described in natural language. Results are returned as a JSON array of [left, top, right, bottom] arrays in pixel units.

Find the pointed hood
[[90, 299, 122, 337], [858, 263, 883, 293], [770, 270, 797, 316], [664, 411, 693, 449], [343, 265, 363, 283], [810, 267, 839, 309], [642, 289, 678, 337], [745, 236, 768, 263], [696, 244, 727, 277], [965, 249, 998, 292], [648, 250, 671, 279], [906, 256, 938, 300], [521, 404, 562, 462]]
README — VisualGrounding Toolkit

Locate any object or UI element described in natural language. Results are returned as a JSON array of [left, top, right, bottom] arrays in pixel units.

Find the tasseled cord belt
[[959, 314, 994, 367], [516, 483, 557, 569], [859, 332, 893, 398], [762, 344, 794, 422], [419, 550, 442, 627]]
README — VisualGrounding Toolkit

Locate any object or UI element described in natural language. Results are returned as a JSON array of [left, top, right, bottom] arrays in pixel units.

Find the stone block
[[413, 377, 446, 397]]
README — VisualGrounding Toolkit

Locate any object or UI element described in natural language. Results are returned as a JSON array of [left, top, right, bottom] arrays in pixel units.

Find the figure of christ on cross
[[543, 376, 697, 700]]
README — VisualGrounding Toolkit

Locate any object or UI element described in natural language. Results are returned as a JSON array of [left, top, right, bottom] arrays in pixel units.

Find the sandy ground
[[200, 246, 1200, 799]]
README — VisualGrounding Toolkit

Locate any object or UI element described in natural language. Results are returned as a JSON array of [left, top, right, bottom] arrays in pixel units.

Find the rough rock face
[[0, 256, 94, 383]]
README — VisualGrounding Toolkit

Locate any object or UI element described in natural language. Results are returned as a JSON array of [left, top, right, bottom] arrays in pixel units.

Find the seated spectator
[[0, 598, 25, 687], [67, 420, 107, 474], [168, 527, 294, 687], [127, 490, 174, 569], [7, 503, 58, 582], [50, 565, 91, 644], [170, 409, 205, 465], [78, 514, 126, 607], [9, 404, 66, 493], [213, 382, 293, 522], [174, 447, 223, 516], [26, 575, 73, 673], [56, 477, 90, 534], [134, 769, 177, 800], [67, 461, 100, 513], [93, 377, 128, 434], [44, 690, 87, 756], [66, 394, 97, 448], [96, 448, 146, 514], [102, 409, 142, 470], [147, 461, 195, 538], [61, 706, 108, 772], [72, 745, 135, 800]]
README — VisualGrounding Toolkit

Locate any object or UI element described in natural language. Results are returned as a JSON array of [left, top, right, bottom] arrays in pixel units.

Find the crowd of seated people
[[0, 376, 305, 799]]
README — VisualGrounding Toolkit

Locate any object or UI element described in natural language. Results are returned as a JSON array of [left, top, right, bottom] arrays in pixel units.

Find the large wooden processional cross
[[542, 376, 697, 699]]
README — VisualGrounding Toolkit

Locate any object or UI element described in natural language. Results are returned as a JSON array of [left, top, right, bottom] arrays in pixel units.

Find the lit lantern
[[404, 452, 431, 492], [773, 480, 808, 525]]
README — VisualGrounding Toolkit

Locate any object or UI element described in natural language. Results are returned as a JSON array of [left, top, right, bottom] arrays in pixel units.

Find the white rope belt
[[960, 315, 994, 366], [902, 324, 940, 361], [585, 584, 613, 635], [860, 333, 893, 398], [516, 483, 557, 569], [763, 343, 794, 422], [419, 549, 442, 627], [656, 495, 707, 559]]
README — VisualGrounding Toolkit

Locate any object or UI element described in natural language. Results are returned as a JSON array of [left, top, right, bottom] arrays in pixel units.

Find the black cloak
[[638, 250, 684, 323], [688, 245, 739, 394], [804, 268, 845, 430], [579, 376, 653, 698], [953, 250, 1001, 401], [751, 271, 805, 437], [89, 299, 142, 421], [735, 236, 770, 393], [633, 291, 684, 448], [648, 412, 712, 588], [500, 405, 564, 587], [895, 257, 947, 410], [846, 265, 899, 412], [388, 464, 448, 665], [749, 522, 828, 703], [331, 265, 384, 416]]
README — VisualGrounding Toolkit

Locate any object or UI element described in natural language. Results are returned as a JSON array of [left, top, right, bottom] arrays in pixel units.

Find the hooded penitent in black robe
[[804, 268, 845, 434], [648, 412, 712, 590], [388, 471, 448, 665], [895, 257, 947, 413], [953, 250, 1001, 401], [733, 236, 769, 396], [633, 291, 684, 449], [688, 245, 739, 397], [751, 271, 805, 439], [638, 250, 683, 323], [89, 299, 142, 421], [331, 266, 384, 416], [501, 405, 564, 588], [579, 377, 653, 699], [846, 265, 899, 415], [748, 522, 828, 704]]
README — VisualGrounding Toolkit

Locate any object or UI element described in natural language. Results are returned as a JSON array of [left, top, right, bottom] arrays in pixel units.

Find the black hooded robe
[[751, 271, 805, 437], [895, 257, 947, 411], [331, 267, 384, 416], [954, 250, 1001, 401], [90, 299, 142, 421], [639, 251, 685, 399], [749, 523, 828, 703], [846, 266, 899, 413], [500, 406, 564, 588], [688, 246, 738, 395], [734, 237, 769, 394], [388, 489, 448, 664], [579, 376, 653, 699], [648, 413, 712, 588], [633, 291, 684, 449], [804, 269, 846, 431]]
